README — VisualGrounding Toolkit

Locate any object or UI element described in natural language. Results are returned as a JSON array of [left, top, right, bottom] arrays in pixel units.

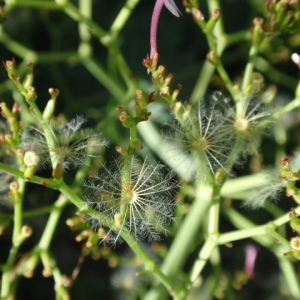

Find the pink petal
[[164, 0, 181, 17]]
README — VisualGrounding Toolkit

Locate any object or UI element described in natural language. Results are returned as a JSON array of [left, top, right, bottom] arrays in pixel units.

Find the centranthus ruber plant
[[0, 1, 300, 300]]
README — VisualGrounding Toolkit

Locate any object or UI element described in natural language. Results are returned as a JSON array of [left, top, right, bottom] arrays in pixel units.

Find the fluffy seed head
[[20, 116, 108, 173], [84, 157, 178, 244], [165, 96, 235, 180]]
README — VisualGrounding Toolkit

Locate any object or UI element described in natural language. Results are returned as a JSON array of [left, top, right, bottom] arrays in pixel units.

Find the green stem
[[38, 196, 69, 250], [188, 237, 218, 284], [144, 180, 213, 300], [64, 2, 107, 40], [0, 27, 38, 62], [110, 0, 141, 37], [261, 95, 300, 127], [0, 178, 26, 298], [4, 0, 61, 11], [241, 43, 260, 95], [0, 245, 20, 298], [190, 61, 215, 104], [121, 231, 183, 299], [220, 206, 300, 298]]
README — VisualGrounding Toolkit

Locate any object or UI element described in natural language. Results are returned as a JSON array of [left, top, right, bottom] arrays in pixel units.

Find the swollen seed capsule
[[290, 218, 300, 232], [21, 225, 33, 238], [292, 249, 300, 260]]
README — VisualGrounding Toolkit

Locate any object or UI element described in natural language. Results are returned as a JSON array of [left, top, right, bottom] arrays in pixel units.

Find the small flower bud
[[26, 86, 37, 102], [22, 253, 39, 278], [0, 102, 13, 118], [136, 90, 148, 109], [40, 252, 53, 277], [252, 17, 264, 45], [152, 65, 165, 81], [21, 225, 33, 239], [12, 103, 21, 114], [206, 9, 221, 32], [280, 157, 291, 167], [42, 88, 60, 120], [86, 232, 98, 248], [115, 146, 128, 157], [23, 63, 35, 89], [160, 86, 170, 96], [17, 148, 26, 157], [3, 59, 18, 81], [191, 8, 205, 21], [4, 134, 15, 147], [171, 84, 182, 101], [281, 10, 294, 29], [9, 181, 19, 191], [8, 116, 19, 133], [163, 73, 174, 87], [207, 50, 220, 65], [173, 101, 182, 113], [117, 107, 136, 128]]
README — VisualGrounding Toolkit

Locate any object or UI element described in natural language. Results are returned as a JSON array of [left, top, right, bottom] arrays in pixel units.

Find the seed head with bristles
[[83, 157, 178, 244], [165, 97, 235, 180], [20, 116, 108, 176]]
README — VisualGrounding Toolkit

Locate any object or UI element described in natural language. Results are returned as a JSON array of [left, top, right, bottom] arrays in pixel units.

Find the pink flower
[[244, 244, 258, 278], [150, 0, 181, 57]]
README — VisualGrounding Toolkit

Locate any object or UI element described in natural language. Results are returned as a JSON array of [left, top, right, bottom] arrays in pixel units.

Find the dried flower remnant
[[84, 157, 178, 244]]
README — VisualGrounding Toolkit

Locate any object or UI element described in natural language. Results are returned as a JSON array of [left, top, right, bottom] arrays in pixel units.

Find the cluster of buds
[[264, 0, 300, 32], [142, 54, 182, 106], [117, 90, 154, 128], [2, 60, 38, 103], [66, 214, 107, 259], [183, 1, 221, 34], [3, 59, 60, 120], [117, 90, 155, 151], [0, 102, 21, 144], [279, 158, 300, 260], [286, 209, 300, 260], [279, 157, 300, 204]]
